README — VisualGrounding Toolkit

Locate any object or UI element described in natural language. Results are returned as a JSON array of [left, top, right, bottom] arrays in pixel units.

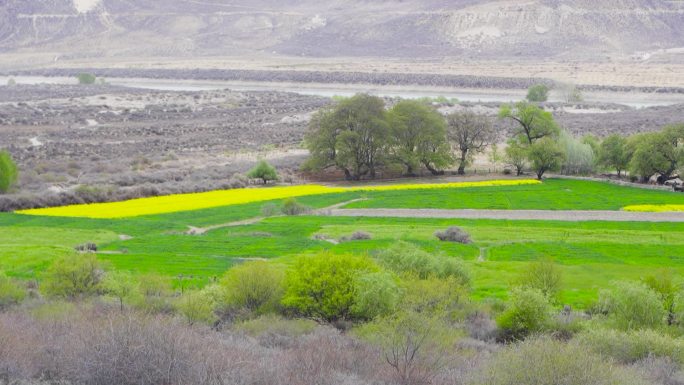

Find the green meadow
[[1, 178, 683, 308]]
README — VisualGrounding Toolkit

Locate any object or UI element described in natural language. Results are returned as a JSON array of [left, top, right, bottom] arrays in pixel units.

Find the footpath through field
[[325, 209, 684, 222]]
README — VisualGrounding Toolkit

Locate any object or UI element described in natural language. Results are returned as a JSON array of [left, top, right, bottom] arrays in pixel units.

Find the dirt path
[[326, 209, 684, 222]]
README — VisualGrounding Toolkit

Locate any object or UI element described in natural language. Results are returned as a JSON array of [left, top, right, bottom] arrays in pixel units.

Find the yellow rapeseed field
[[622, 204, 684, 212], [17, 179, 540, 219]]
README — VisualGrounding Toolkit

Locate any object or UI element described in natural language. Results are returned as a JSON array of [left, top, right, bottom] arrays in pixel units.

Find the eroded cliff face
[[1, 0, 682, 60]]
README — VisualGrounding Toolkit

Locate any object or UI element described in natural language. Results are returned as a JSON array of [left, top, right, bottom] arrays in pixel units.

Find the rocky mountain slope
[[1, 0, 683, 61]]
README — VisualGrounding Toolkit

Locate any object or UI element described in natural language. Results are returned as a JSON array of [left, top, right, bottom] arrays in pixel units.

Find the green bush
[[375, 241, 470, 285], [282, 253, 380, 322], [132, 273, 173, 314], [599, 281, 666, 330], [217, 261, 284, 317], [76, 73, 97, 85], [496, 287, 552, 341], [400, 275, 471, 320], [101, 271, 140, 311], [247, 160, 278, 184], [578, 328, 684, 366], [642, 271, 679, 325], [352, 271, 402, 320], [475, 337, 650, 385], [526, 84, 550, 102], [175, 288, 217, 325], [41, 253, 104, 298], [516, 258, 562, 300], [0, 150, 18, 194], [280, 198, 311, 215], [0, 272, 26, 310]]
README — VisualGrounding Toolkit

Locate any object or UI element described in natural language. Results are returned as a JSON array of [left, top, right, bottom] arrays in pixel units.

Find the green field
[[1, 178, 683, 308]]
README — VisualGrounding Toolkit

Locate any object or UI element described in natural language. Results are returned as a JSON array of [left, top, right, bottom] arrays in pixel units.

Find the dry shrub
[[434, 227, 472, 244], [340, 231, 372, 242]]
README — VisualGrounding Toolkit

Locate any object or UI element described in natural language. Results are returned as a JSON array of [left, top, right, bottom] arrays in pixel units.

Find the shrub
[[133, 273, 173, 314], [282, 253, 380, 322], [598, 281, 666, 329], [400, 276, 471, 320], [41, 253, 104, 298], [352, 271, 402, 320], [474, 337, 650, 385], [281, 197, 312, 215], [217, 261, 284, 318], [76, 72, 97, 85], [349, 231, 372, 240], [247, 160, 278, 184], [526, 84, 550, 102], [357, 311, 456, 385], [516, 258, 562, 300], [0, 150, 18, 194], [227, 172, 248, 188], [496, 287, 552, 341], [642, 271, 679, 325], [434, 226, 471, 244], [7, 77, 16, 86], [261, 202, 279, 217], [577, 328, 684, 366], [175, 289, 217, 325], [0, 272, 25, 310], [101, 271, 140, 311], [75, 242, 98, 252], [375, 241, 470, 285]]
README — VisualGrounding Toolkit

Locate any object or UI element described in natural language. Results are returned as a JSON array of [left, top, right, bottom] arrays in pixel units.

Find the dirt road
[[326, 209, 684, 222]]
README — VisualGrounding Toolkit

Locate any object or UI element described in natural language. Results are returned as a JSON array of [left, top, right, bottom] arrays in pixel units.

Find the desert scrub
[[474, 336, 651, 385]]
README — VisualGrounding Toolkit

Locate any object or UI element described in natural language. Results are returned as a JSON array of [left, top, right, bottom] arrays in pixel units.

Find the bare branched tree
[[447, 111, 497, 175]]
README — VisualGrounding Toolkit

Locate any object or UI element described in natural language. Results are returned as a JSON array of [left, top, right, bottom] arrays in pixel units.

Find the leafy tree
[[642, 270, 679, 325], [504, 140, 528, 176], [499, 101, 560, 145], [282, 253, 380, 322], [247, 160, 278, 184], [599, 281, 666, 330], [526, 84, 550, 102], [352, 271, 402, 320], [176, 289, 217, 325], [42, 253, 104, 298], [102, 271, 139, 311], [217, 261, 285, 316], [0, 150, 18, 194], [388, 100, 452, 176], [304, 94, 389, 180], [559, 130, 595, 175], [599, 134, 631, 177], [528, 137, 566, 179], [447, 111, 497, 175], [77, 73, 97, 85], [0, 272, 25, 310], [497, 287, 552, 341], [629, 124, 684, 183]]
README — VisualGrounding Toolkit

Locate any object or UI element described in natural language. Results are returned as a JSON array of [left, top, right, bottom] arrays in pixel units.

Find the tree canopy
[[447, 111, 497, 175], [0, 151, 18, 194], [499, 101, 560, 145]]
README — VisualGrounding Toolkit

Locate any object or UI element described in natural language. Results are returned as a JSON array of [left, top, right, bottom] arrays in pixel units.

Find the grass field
[[2, 178, 684, 308]]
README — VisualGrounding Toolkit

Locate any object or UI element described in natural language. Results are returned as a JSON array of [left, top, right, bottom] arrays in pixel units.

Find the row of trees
[[304, 94, 497, 180], [305, 94, 684, 183]]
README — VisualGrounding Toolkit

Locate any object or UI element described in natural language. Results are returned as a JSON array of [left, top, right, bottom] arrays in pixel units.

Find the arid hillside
[[1, 0, 683, 63]]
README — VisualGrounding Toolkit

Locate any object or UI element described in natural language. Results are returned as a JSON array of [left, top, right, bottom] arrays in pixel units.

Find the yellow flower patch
[[622, 204, 684, 212], [17, 179, 540, 219]]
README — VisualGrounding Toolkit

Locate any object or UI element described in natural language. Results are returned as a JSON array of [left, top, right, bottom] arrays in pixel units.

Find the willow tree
[[447, 111, 496, 175]]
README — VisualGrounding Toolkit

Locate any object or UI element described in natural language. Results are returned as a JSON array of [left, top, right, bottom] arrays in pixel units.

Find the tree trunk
[[458, 150, 468, 175], [424, 162, 444, 176]]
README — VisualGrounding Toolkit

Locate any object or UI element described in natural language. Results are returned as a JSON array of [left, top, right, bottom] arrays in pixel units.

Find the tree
[[102, 271, 139, 312], [388, 100, 453, 176], [282, 253, 380, 322], [304, 94, 389, 180], [559, 130, 596, 175], [504, 140, 528, 176], [499, 101, 560, 145], [526, 84, 550, 102], [0, 151, 18, 194], [42, 254, 104, 298], [599, 281, 666, 330], [447, 111, 497, 175], [629, 124, 684, 184], [599, 134, 631, 177], [77, 73, 97, 85], [7, 78, 16, 87], [217, 261, 284, 316], [247, 160, 278, 184], [528, 137, 566, 179]]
